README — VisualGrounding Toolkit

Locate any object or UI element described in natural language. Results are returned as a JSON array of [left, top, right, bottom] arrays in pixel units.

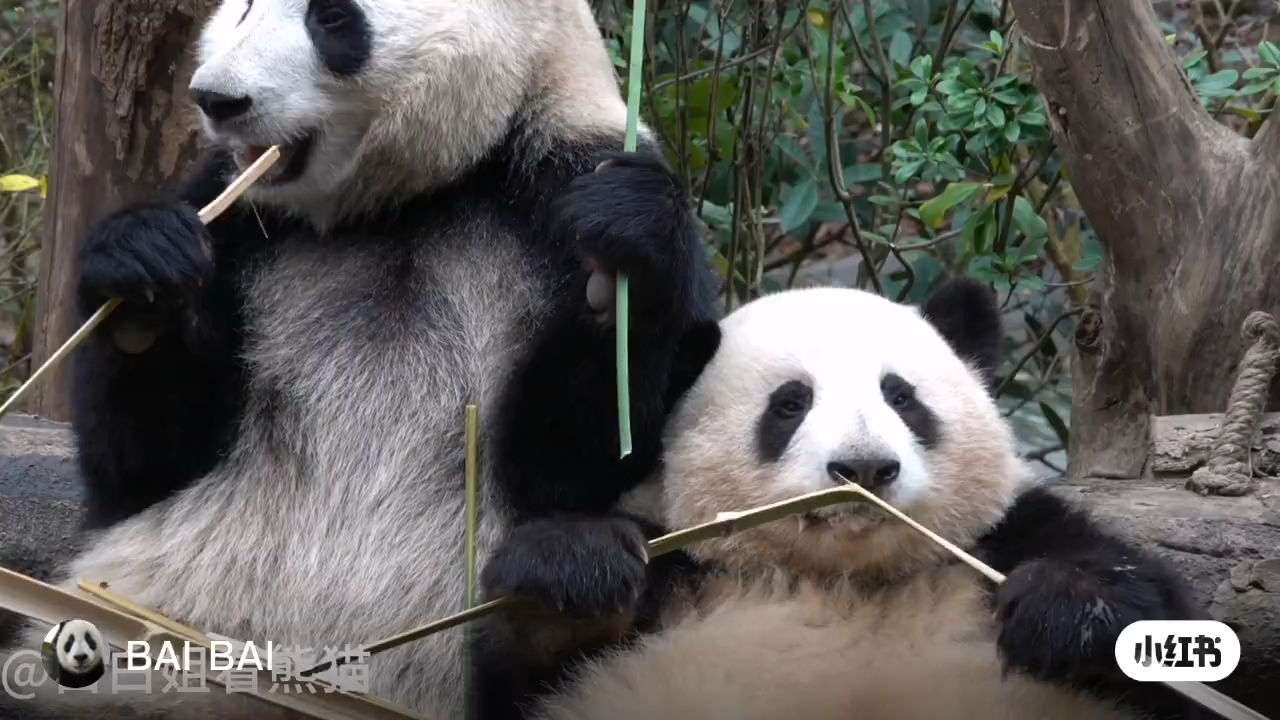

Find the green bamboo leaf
[[918, 181, 981, 228]]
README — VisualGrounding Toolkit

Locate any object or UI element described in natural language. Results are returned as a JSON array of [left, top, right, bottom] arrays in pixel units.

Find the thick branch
[[1008, 0, 1243, 275]]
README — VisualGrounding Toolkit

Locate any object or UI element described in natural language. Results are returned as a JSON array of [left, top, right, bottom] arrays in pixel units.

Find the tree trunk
[[30, 0, 216, 421], [1008, 0, 1280, 479]]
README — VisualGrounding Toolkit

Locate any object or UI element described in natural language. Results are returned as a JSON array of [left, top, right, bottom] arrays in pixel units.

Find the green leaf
[[1012, 195, 1047, 241], [1039, 401, 1071, 448], [843, 163, 883, 184], [918, 181, 982, 228], [894, 158, 926, 185], [909, 54, 932, 80], [698, 200, 734, 229], [935, 79, 963, 95], [986, 103, 1006, 128], [778, 179, 819, 233], [1072, 254, 1102, 272], [888, 31, 913, 69], [1198, 69, 1239, 90], [1003, 122, 1021, 143], [1260, 41, 1280, 67]]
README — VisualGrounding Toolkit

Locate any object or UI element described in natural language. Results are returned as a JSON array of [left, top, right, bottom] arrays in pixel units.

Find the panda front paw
[[480, 516, 649, 619], [994, 555, 1184, 685], [552, 151, 700, 322], [78, 201, 215, 349]]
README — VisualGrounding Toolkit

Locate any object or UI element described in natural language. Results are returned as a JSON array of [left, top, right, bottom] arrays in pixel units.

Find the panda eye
[[316, 5, 350, 29], [85, 634, 97, 651], [881, 374, 916, 409], [768, 381, 813, 419], [63, 637, 73, 653]]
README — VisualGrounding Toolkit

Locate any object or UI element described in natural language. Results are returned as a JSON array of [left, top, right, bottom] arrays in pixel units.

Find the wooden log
[[0, 413, 1276, 714], [31, 0, 216, 422]]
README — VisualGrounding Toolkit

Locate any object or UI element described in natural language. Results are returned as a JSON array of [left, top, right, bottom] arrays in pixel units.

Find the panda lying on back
[[475, 278, 1203, 720], [0, 0, 718, 718]]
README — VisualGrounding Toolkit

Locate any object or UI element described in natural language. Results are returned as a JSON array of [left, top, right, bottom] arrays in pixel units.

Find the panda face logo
[[42, 618, 106, 688]]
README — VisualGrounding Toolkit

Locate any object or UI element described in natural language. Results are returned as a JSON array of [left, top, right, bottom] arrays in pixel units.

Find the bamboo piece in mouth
[[0, 146, 282, 420]]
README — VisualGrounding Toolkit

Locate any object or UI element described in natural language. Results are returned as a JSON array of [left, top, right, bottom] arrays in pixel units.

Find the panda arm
[[70, 149, 259, 529], [973, 485, 1202, 686], [494, 137, 721, 519], [472, 514, 704, 720]]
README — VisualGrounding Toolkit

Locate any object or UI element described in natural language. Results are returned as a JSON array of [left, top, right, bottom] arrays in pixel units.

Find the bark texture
[[1009, 0, 1280, 478], [30, 0, 216, 421]]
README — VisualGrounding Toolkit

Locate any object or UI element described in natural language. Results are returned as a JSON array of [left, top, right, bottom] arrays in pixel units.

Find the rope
[[1186, 311, 1280, 497]]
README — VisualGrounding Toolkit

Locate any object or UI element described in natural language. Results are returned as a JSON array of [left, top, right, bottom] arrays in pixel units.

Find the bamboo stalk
[[833, 474, 1270, 720], [615, 0, 649, 460], [0, 567, 427, 720], [0, 146, 282, 420], [343, 486, 865, 660], [462, 403, 479, 720]]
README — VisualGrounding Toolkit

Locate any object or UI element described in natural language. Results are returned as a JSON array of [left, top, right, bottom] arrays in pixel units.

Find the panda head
[[54, 619, 104, 675], [660, 279, 1033, 580], [189, 0, 627, 224]]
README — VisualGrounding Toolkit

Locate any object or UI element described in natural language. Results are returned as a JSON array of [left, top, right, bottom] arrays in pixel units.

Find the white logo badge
[[1115, 620, 1240, 682]]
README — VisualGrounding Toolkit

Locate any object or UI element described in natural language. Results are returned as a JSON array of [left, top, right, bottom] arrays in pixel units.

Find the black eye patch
[[306, 0, 372, 77], [755, 380, 813, 463], [881, 373, 939, 448]]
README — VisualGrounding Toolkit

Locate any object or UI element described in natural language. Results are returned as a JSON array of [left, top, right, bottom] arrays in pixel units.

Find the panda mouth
[[233, 134, 316, 185], [802, 506, 885, 531]]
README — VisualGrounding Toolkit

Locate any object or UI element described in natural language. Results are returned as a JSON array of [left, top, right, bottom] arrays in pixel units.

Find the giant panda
[[0, 0, 720, 717], [473, 278, 1206, 720]]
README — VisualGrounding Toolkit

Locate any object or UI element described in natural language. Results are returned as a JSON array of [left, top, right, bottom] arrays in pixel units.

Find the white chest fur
[[43, 223, 552, 717]]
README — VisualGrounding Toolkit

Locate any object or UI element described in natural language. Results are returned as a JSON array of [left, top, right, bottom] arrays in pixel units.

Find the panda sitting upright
[[0, 0, 719, 718], [475, 278, 1203, 720]]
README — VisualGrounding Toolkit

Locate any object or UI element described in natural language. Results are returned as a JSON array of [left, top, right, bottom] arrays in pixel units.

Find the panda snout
[[191, 88, 254, 124], [73, 651, 89, 664], [827, 456, 900, 491]]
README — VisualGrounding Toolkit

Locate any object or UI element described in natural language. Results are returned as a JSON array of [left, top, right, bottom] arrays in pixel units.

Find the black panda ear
[[664, 320, 722, 410], [919, 277, 1002, 385]]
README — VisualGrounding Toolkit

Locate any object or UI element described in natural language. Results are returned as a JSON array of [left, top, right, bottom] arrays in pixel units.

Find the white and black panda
[[474, 278, 1208, 720], [48, 619, 106, 690], [0, 0, 719, 717]]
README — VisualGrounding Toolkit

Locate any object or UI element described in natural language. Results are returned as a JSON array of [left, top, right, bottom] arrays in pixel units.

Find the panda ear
[[665, 320, 722, 409], [919, 277, 1002, 384]]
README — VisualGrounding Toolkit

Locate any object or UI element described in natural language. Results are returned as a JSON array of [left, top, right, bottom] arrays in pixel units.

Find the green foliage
[[590, 0, 1084, 466]]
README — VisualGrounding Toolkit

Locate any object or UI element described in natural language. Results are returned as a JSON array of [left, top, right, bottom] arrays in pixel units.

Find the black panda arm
[[471, 513, 703, 720], [70, 149, 266, 529], [494, 139, 721, 519], [973, 485, 1205, 710]]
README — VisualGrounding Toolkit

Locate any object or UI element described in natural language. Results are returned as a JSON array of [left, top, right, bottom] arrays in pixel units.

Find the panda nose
[[73, 652, 88, 663], [827, 457, 900, 490], [191, 89, 253, 123]]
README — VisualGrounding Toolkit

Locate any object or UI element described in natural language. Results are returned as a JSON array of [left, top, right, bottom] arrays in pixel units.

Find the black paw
[[77, 200, 214, 324], [552, 151, 699, 314], [995, 556, 1186, 684], [480, 516, 649, 619]]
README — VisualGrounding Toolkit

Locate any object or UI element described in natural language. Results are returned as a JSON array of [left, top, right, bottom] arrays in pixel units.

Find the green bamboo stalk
[[462, 404, 479, 720], [358, 486, 864, 655], [617, 0, 648, 459]]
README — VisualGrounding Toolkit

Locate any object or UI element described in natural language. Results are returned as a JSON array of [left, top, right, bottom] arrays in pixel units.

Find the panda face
[[660, 286, 1031, 579], [188, 0, 605, 220], [54, 620, 103, 674], [191, 0, 376, 192]]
